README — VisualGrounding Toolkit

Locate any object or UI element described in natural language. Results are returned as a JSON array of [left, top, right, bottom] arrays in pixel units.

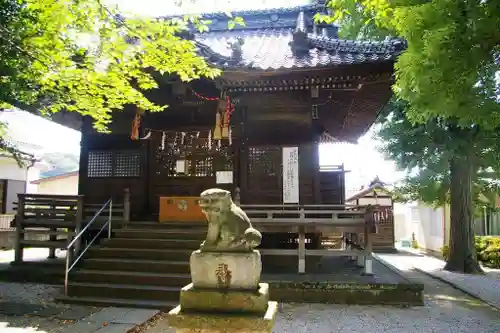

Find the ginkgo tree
[[318, 0, 500, 273], [322, 0, 500, 126], [375, 100, 500, 273]]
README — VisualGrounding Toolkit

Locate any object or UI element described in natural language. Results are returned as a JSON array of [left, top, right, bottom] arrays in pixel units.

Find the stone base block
[[190, 250, 261, 290], [180, 283, 269, 314], [166, 301, 278, 333]]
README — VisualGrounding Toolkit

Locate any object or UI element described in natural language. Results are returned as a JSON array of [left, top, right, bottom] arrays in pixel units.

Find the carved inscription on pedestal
[[215, 263, 232, 289]]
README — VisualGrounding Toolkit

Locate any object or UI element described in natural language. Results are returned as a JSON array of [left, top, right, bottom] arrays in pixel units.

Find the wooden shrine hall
[[9, 2, 413, 309], [77, 4, 405, 216]]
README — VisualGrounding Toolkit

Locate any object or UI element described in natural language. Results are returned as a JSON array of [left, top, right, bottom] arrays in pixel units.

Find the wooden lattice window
[[115, 150, 141, 177], [88, 150, 141, 178], [193, 157, 213, 177], [248, 147, 281, 177], [87, 151, 113, 177], [153, 130, 233, 178]]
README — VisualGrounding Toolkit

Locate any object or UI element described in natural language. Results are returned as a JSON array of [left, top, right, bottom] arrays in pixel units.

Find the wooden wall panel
[[79, 117, 148, 218]]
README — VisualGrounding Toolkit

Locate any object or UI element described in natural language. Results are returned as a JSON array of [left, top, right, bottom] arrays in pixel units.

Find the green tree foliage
[[377, 101, 500, 273], [322, 0, 500, 127], [378, 100, 500, 208], [0, 0, 244, 162], [0, 0, 246, 131], [320, 0, 500, 272]]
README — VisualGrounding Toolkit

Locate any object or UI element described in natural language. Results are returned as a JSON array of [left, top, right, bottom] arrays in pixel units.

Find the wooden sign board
[[282, 147, 299, 204], [159, 196, 206, 222]]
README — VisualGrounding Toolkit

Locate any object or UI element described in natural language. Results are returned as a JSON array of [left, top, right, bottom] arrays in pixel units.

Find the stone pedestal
[[190, 250, 262, 290], [167, 301, 278, 333], [167, 250, 277, 333]]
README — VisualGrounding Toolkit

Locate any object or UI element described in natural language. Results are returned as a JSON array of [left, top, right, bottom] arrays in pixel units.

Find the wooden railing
[[13, 189, 131, 264], [239, 204, 380, 274], [14, 194, 84, 264]]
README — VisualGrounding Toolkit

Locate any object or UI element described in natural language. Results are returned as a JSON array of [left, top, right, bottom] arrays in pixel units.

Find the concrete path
[[0, 249, 159, 333], [382, 249, 500, 310], [0, 302, 159, 333]]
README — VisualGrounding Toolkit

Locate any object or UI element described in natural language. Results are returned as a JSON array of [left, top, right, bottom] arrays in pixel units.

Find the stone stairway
[[57, 221, 207, 309]]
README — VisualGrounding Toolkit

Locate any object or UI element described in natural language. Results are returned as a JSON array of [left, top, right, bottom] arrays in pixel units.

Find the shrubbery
[[441, 236, 500, 268]]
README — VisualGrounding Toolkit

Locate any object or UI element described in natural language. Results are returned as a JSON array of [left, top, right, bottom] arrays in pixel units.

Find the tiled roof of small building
[[183, 3, 406, 71]]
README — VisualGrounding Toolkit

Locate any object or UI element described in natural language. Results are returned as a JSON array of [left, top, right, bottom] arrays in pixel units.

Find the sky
[[106, 0, 312, 16], [0, 109, 81, 155]]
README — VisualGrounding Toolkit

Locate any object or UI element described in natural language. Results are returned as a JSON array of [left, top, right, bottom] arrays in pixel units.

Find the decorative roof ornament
[[228, 37, 244, 62], [289, 11, 311, 57], [319, 131, 339, 143]]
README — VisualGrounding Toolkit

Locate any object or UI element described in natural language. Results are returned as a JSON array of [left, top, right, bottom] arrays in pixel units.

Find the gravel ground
[[0, 282, 61, 305], [140, 297, 500, 333], [0, 249, 63, 305], [1, 250, 499, 333], [139, 253, 500, 333]]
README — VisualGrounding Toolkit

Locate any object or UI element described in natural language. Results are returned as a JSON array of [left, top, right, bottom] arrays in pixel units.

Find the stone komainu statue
[[198, 188, 262, 252]]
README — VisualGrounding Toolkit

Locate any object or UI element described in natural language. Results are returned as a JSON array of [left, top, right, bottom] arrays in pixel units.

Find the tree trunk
[[444, 149, 483, 274]]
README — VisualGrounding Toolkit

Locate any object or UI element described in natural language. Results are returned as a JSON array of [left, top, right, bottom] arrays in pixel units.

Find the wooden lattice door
[[241, 146, 282, 204], [149, 130, 233, 214]]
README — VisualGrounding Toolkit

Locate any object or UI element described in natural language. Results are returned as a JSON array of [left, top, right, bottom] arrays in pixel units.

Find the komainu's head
[[199, 188, 233, 222]]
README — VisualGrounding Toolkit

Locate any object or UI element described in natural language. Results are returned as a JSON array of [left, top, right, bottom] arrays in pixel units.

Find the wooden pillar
[[124, 188, 131, 226], [363, 206, 374, 275], [74, 196, 84, 256], [48, 229, 56, 259], [14, 194, 25, 264], [312, 141, 321, 204], [48, 203, 56, 259], [357, 251, 365, 267], [350, 233, 358, 261], [363, 227, 373, 275], [298, 210, 306, 273], [78, 117, 90, 197], [234, 187, 241, 206]]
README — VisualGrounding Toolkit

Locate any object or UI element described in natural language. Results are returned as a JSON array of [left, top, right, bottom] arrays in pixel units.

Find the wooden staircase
[[57, 221, 207, 309]]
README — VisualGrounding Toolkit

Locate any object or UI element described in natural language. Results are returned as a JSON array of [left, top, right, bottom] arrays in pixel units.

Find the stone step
[[86, 247, 193, 261], [56, 295, 176, 310], [0, 264, 63, 284], [71, 269, 191, 287], [100, 238, 198, 250], [81, 258, 190, 274], [125, 221, 206, 230], [67, 282, 180, 302], [113, 229, 205, 241], [101, 238, 201, 250], [19, 240, 68, 248]]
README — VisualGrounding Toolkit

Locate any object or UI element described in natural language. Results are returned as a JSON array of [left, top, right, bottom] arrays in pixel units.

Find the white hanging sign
[[216, 171, 233, 184], [282, 147, 299, 204]]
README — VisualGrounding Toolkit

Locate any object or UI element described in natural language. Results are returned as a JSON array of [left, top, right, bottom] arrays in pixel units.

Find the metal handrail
[[64, 198, 113, 295]]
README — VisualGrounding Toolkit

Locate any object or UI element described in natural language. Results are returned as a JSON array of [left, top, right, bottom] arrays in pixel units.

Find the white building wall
[[417, 204, 445, 252], [0, 156, 44, 212], [395, 201, 445, 252], [0, 157, 29, 181]]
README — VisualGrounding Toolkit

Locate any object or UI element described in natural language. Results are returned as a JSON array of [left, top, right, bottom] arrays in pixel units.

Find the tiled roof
[[187, 3, 406, 71], [195, 30, 405, 70]]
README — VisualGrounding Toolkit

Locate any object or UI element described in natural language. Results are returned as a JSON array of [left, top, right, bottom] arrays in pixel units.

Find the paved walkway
[[0, 302, 159, 333], [385, 249, 500, 310], [0, 249, 159, 333]]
